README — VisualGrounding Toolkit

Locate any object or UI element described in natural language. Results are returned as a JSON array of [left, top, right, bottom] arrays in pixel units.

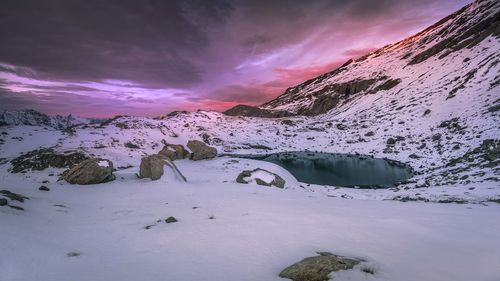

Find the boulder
[[159, 144, 189, 161], [139, 154, 164, 180], [279, 252, 360, 281], [236, 168, 285, 188], [165, 216, 178, 223], [187, 140, 217, 161], [386, 137, 396, 145], [432, 133, 442, 141], [61, 158, 115, 185]]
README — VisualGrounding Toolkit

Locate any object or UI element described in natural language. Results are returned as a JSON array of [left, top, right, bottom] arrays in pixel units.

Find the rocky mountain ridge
[[0, 109, 88, 130], [257, 0, 499, 116]]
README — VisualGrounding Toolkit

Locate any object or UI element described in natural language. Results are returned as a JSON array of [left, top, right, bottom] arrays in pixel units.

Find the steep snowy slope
[[261, 0, 499, 116]]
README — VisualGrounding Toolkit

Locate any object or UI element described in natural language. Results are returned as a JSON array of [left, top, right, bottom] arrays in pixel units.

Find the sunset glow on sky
[[0, 0, 470, 117]]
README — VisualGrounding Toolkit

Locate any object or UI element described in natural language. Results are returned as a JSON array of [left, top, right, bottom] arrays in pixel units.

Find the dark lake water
[[238, 151, 413, 188]]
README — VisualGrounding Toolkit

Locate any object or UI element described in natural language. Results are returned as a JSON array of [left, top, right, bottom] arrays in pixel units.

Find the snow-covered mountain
[[258, 0, 499, 116], [0, 109, 89, 130]]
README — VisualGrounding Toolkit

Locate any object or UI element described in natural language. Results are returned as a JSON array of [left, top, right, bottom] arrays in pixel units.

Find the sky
[[0, 0, 471, 117]]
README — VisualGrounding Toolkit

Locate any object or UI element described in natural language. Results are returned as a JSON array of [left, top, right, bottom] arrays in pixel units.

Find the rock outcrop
[[279, 252, 361, 281], [10, 148, 88, 173], [259, 0, 499, 116], [223, 104, 295, 118], [139, 154, 165, 180], [236, 168, 285, 188], [61, 159, 115, 185], [187, 140, 217, 160], [0, 190, 29, 210]]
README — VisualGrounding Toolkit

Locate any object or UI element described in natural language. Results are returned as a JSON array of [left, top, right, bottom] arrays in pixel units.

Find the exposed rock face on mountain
[[259, 0, 499, 116], [223, 104, 294, 118], [61, 159, 115, 185], [0, 109, 87, 129]]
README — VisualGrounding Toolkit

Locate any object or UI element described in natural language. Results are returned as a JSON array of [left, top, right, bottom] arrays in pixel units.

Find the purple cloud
[[0, 0, 471, 117]]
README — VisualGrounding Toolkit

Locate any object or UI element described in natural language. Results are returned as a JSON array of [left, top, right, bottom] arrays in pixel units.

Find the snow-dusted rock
[[139, 154, 164, 180], [187, 140, 217, 161], [236, 168, 286, 188], [61, 158, 115, 185], [159, 143, 189, 161], [279, 252, 361, 281]]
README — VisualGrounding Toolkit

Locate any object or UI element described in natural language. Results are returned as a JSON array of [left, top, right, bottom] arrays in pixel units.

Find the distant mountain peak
[[0, 109, 87, 129]]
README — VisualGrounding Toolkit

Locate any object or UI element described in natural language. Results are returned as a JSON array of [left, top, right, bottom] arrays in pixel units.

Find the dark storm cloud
[[0, 0, 233, 88], [0, 0, 471, 116], [201, 84, 272, 104]]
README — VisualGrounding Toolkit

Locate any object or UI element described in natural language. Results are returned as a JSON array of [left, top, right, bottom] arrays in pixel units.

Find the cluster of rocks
[[447, 139, 499, 168], [411, 139, 499, 189], [9, 148, 88, 173], [139, 140, 217, 181], [6, 138, 219, 185]]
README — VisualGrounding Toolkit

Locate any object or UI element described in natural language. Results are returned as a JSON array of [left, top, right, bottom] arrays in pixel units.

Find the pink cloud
[[273, 60, 347, 87], [343, 47, 379, 58]]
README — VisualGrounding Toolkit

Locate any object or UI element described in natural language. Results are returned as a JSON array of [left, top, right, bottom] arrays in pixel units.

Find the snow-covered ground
[[0, 119, 499, 281], [2, 104, 498, 203], [1, 1, 499, 279], [1, 159, 500, 281]]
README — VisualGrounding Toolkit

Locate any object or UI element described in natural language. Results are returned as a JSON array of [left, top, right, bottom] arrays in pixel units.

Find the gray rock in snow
[[187, 140, 217, 161], [236, 168, 285, 188], [61, 158, 115, 185], [279, 252, 361, 281], [159, 143, 189, 161], [386, 138, 396, 145], [165, 216, 178, 223], [139, 154, 164, 180]]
